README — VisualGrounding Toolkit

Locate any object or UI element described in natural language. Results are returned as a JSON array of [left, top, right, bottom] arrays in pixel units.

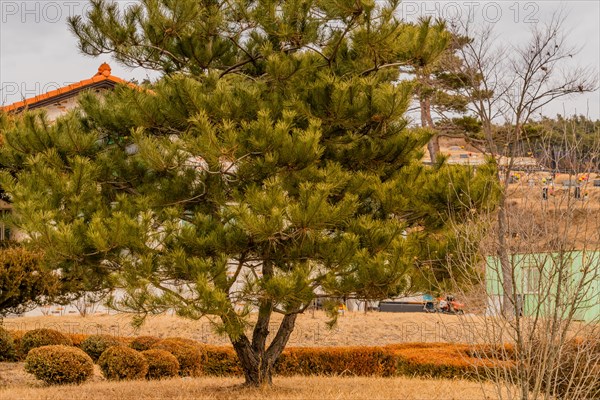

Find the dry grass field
[[491, 177, 600, 251], [2, 311, 482, 346], [0, 362, 502, 400]]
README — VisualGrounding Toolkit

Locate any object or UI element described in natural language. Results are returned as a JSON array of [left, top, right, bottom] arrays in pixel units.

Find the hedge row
[[200, 344, 513, 379], [277, 346, 397, 377], [2, 328, 514, 380], [3, 330, 130, 360], [386, 343, 515, 380]]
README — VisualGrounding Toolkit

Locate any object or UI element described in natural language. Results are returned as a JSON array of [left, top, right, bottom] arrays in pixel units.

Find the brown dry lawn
[[2, 311, 481, 346], [0, 362, 501, 400]]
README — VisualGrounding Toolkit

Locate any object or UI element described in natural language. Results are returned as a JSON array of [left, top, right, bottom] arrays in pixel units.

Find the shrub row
[[19, 337, 597, 393], [2, 329, 128, 360], [196, 343, 512, 379], [190, 343, 511, 379], [7, 328, 568, 384], [22, 344, 181, 384], [17, 341, 513, 386], [5, 327, 511, 380], [7, 330, 185, 384]]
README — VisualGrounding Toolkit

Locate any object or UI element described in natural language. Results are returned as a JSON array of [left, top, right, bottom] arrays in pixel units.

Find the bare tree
[[446, 149, 600, 399], [72, 290, 111, 317], [420, 9, 600, 400], [452, 10, 597, 316]]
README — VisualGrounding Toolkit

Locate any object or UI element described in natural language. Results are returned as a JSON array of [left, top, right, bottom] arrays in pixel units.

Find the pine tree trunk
[[420, 86, 438, 162], [233, 339, 274, 386], [247, 359, 273, 386], [427, 134, 440, 162], [230, 312, 299, 387]]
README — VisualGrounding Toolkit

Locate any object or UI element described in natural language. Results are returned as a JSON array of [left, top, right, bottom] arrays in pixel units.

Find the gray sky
[[1, 0, 599, 119]]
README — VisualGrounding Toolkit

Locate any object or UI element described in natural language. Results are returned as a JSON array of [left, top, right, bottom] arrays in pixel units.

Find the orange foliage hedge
[[276, 346, 397, 377], [386, 343, 515, 379], [464, 343, 516, 361], [201, 345, 243, 376], [195, 343, 510, 379]]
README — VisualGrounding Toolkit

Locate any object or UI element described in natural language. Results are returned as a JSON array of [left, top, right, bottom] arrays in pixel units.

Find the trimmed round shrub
[[20, 329, 73, 357], [152, 338, 203, 377], [24, 345, 94, 385], [69, 333, 90, 348], [81, 334, 122, 362], [130, 335, 161, 351], [0, 327, 16, 361], [98, 346, 148, 380], [8, 330, 26, 360], [141, 349, 180, 379]]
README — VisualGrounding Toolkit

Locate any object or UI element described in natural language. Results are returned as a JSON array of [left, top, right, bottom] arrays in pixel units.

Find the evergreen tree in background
[[0, 0, 498, 386], [399, 17, 474, 161]]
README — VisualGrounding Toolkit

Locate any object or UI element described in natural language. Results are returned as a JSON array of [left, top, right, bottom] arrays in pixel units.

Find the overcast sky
[[1, 0, 598, 120]]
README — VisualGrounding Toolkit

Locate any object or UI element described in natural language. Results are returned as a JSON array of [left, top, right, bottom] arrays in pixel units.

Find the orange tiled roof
[[0, 63, 137, 113]]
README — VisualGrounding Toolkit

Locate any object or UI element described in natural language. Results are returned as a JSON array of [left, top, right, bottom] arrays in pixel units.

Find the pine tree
[[399, 17, 473, 161], [0, 0, 498, 386]]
